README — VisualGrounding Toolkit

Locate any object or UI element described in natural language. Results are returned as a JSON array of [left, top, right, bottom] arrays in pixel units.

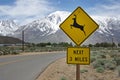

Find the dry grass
[[37, 58, 120, 80]]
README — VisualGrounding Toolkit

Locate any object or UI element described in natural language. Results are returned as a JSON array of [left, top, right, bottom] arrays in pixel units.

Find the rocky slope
[[0, 11, 120, 44]]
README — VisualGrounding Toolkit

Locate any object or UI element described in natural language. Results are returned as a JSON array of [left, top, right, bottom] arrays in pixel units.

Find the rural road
[[0, 52, 65, 80]]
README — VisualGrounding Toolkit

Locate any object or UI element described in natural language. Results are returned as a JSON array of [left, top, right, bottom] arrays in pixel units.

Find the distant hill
[[1, 11, 120, 44], [0, 36, 22, 44], [13, 11, 120, 44]]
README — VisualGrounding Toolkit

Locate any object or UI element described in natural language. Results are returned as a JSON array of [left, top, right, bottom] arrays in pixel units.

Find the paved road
[[0, 52, 65, 80]]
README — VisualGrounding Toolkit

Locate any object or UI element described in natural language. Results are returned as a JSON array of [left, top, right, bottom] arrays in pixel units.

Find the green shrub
[[61, 76, 67, 80], [100, 54, 106, 58], [0, 47, 20, 55], [96, 53, 106, 59], [105, 60, 116, 70], [80, 69, 88, 73], [12, 51, 19, 55], [117, 66, 120, 77], [114, 57, 120, 66], [109, 52, 119, 58], [118, 50, 120, 52], [90, 56, 96, 63], [92, 57, 117, 71], [96, 67, 104, 73], [92, 59, 106, 69]]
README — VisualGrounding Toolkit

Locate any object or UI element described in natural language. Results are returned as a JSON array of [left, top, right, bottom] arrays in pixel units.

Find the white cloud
[[89, 0, 120, 17], [0, 0, 55, 25]]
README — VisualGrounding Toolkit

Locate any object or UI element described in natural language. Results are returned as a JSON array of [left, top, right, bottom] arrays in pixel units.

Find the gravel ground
[[37, 58, 120, 80]]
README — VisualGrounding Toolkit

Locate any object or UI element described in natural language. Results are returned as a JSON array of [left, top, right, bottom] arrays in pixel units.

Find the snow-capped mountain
[[14, 11, 120, 44], [84, 16, 120, 44], [1, 11, 120, 44], [93, 16, 120, 36], [0, 20, 19, 36], [13, 11, 70, 42]]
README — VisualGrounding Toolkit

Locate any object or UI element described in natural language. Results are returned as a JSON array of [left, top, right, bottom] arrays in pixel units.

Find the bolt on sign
[[60, 7, 99, 46], [67, 47, 90, 64]]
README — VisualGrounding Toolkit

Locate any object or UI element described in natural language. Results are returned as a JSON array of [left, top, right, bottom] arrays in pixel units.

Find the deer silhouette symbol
[[70, 14, 86, 36]]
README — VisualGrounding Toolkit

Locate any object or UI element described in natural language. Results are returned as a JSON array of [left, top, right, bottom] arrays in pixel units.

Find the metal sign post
[[67, 47, 90, 80], [76, 64, 80, 80]]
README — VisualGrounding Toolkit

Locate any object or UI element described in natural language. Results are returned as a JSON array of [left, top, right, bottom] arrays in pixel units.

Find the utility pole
[[112, 37, 113, 49], [22, 30, 24, 51], [112, 37, 115, 50]]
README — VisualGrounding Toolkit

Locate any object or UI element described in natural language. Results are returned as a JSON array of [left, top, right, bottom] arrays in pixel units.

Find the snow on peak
[[48, 11, 70, 23], [46, 11, 70, 31], [0, 20, 19, 36], [92, 16, 120, 36], [18, 11, 70, 36], [10, 11, 120, 43]]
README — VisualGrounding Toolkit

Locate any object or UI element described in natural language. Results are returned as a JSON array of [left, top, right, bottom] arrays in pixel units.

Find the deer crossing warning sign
[[60, 7, 99, 46]]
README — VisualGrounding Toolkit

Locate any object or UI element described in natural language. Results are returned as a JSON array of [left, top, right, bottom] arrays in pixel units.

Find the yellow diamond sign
[[60, 7, 99, 46]]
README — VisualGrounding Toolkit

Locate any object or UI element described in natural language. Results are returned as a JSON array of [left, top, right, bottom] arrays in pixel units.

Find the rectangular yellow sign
[[67, 47, 90, 64]]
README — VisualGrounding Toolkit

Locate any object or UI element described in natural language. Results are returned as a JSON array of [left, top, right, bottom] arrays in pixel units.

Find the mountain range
[[0, 36, 22, 44], [0, 11, 120, 45], [0, 20, 19, 36]]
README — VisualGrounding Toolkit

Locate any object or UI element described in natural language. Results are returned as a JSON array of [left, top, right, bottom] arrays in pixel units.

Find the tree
[[94, 43, 100, 47], [88, 44, 93, 47], [52, 43, 57, 47], [118, 43, 120, 47], [36, 43, 46, 47], [69, 42, 73, 47]]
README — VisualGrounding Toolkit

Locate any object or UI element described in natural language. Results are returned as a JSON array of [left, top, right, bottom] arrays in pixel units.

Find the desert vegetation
[[0, 46, 20, 55], [0, 42, 73, 55], [37, 46, 120, 80], [90, 47, 120, 77], [37, 42, 120, 80]]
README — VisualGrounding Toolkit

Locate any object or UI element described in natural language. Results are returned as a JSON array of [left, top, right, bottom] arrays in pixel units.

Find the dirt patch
[[20, 51, 64, 55], [37, 58, 120, 80], [0, 51, 64, 59], [36, 58, 75, 80]]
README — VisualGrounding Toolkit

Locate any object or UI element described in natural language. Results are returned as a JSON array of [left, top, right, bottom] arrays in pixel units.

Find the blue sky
[[0, 0, 120, 25]]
